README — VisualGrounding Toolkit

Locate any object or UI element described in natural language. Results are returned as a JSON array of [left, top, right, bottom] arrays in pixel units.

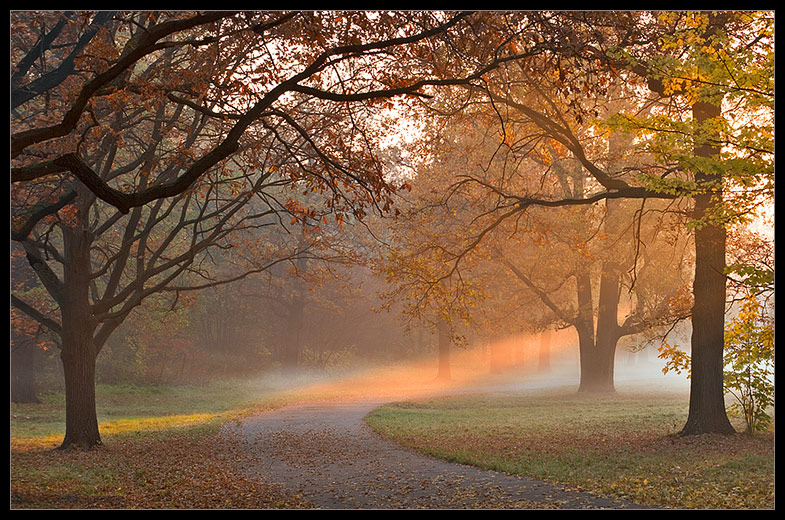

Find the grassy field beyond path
[[365, 384, 774, 509], [11, 375, 774, 509]]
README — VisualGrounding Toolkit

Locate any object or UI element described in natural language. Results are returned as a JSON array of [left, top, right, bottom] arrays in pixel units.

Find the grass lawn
[[12, 375, 774, 509], [364, 382, 774, 509], [10, 379, 309, 509]]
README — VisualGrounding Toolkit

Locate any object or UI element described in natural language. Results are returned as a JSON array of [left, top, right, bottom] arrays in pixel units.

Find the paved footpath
[[225, 399, 654, 510]]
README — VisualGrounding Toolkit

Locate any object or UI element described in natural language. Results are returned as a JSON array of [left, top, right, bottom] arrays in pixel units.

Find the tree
[[251, 216, 366, 377], [537, 329, 552, 373], [420, 11, 772, 434], [725, 218, 774, 304], [373, 178, 484, 380], [659, 292, 774, 434], [393, 88, 694, 393], [722, 294, 774, 433], [13, 130, 311, 450], [599, 11, 773, 434], [502, 201, 694, 393], [12, 11, 544, 449], [11, 11, 546, 217], [372, 111, 521, 380]]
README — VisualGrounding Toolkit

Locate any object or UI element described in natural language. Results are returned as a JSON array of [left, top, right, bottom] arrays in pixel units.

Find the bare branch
[[11, 11, 237, 158], [11, 295, 63, 338], [12, 11, 117, 109], [11, 190, 78, 241]]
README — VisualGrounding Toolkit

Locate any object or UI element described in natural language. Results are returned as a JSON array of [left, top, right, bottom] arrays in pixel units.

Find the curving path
[[225, 398, 653, 510]]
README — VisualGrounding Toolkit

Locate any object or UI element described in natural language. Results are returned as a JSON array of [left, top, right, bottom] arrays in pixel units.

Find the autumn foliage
[[10, 8, 774, 494]]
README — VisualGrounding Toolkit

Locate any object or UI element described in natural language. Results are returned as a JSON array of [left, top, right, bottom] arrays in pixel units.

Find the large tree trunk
[[680, 101, 735, 435], [576, 324, 604, 393], [58, 225, 101, 451], [574, 270, 613, 393], [591, 263, 622, 393], [577, 259, 622, 394], [577, 333, 618, 394], [60, 338, 100, 451]]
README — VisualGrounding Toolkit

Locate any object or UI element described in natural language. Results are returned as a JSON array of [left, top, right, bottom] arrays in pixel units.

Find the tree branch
[[11, 11, 237, 158], [502, 258, 576, 326], [11, 190, 78, 241], [22, 243, 64, 305], [12, 11, 117, 109], [11, 294, 63, 338]]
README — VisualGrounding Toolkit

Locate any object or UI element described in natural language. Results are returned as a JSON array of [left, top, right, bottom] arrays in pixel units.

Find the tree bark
[[574, 269, 610, 393], [58, 224, 101, 450], [592, 262, 622, 392], [680, 101, 735, 435], [576, 250, 627, 394]]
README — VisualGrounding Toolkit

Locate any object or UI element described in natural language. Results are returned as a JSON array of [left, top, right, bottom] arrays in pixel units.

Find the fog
[[12, 252, 693, 404], [233, 327, 691, 406]]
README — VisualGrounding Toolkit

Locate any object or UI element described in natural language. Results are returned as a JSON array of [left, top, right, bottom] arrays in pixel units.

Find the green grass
[[11, 379, 309, 509], [364, 383, 774, 509], [12, 377, 774, 509], [11, 379, 293, 442]]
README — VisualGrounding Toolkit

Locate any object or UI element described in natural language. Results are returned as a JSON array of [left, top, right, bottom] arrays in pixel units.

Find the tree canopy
[[10, 11, 774, 449]]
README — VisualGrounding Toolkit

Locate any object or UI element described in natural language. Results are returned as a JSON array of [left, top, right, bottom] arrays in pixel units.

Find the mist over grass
[[12, 333, 685, 445], [12, 336, 772, 510]]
